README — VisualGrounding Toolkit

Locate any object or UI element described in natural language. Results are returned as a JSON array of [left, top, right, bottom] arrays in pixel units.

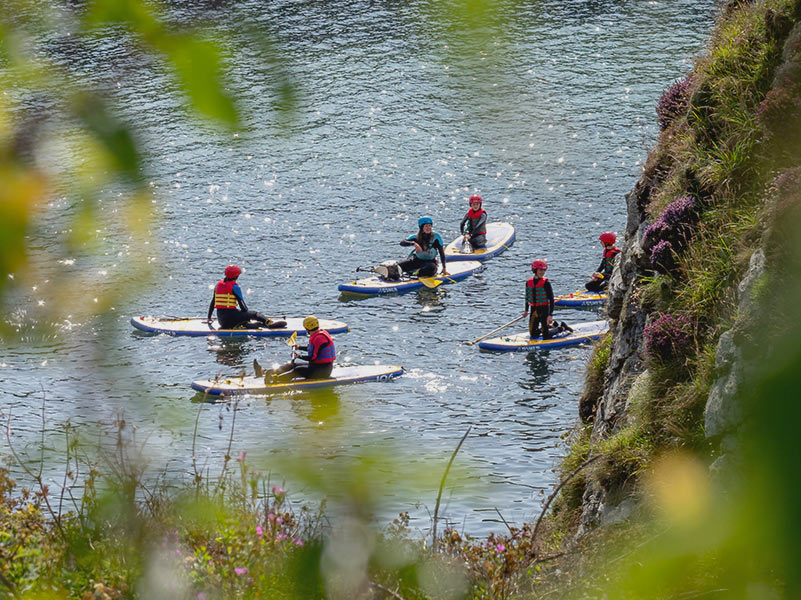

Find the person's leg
[[540, 314, 554, 339], [417, 261, 437, 277], [469, 234, 487, 250], [528, 311, 541, 338], [398, 257, 422, 275], [585, 279, 604, 292]]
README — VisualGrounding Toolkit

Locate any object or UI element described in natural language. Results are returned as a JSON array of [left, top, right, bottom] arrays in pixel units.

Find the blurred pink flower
[[256, 525, 263, 536], [234, 567, 248, 575], [268, 513, 276, 521], [237, 451, 246, 461], [272, 485, 285, 495], [293, 538, 304, 546], [276, 517, 283, 524], [277, 533, 288, 540], [496, 544, 506, 553]]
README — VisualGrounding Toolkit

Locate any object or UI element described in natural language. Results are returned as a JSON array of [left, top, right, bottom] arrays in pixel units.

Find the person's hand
[[206, 320, 215, 330], [546, 316, 554, 326], [592, 272, 600, 280], [292, 351, 299, 358], [441, 269, 449, 276], [523, 311, 528, 318], [413, 242, 422, 253]]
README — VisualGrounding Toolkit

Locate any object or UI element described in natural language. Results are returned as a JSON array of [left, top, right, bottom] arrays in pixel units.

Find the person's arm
[[400, 236, 416, 247], [524, 282, 530, 314], [232, 283, 249, 311], [207, 294, 215, 320], [545, 280, 555, 316], [460, 214, 469, 234], [435, 237, 448, 273]]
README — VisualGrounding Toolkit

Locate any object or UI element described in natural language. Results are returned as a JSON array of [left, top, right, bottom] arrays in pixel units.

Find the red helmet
[[599, 232, 617, 245], [531, 259, 547, 271], [224, 264, 242, 279], [469, 194, 482, 205]]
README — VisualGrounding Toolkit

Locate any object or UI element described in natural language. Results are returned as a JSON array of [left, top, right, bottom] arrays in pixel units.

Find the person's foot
[[561, 321, 574, 333], [253, 359, 263, 377]]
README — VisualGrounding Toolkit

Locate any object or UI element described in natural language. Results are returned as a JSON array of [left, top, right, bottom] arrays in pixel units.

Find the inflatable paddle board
[[131, 316, 349, 337], [445, 222, 515, 261], [554, 290, 607, 307], [192, 364, 405, 396], [338, 260, 484, 296], [478, 320, 608, 352]]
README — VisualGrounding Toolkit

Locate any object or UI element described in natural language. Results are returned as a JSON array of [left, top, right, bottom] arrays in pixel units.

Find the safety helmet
[[418, 216, 433, 227], [531, 259, 548, 271], [303, 315, 319, 331], [469, 194, 482, 205], [224, 264, 242, 279], [599, 232, 617, 245]]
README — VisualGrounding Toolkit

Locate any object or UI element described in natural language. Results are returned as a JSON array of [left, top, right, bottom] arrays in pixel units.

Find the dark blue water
[[2, 0, 716, 535]]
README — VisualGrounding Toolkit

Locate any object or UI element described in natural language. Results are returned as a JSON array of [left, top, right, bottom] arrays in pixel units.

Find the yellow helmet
[[303, 315, 319, 331]]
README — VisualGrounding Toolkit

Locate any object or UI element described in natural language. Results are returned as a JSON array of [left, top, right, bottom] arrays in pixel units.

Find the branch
[[432, 425, 471, 551]]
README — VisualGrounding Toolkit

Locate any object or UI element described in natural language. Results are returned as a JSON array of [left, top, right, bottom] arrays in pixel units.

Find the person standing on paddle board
[[254, 315, 335, 381], [380, 216, 448, 280], [585, 232, 621, 292], [207, 265, 273, 330], [524, 260, 572, 339], [459, 195, 488, 251]]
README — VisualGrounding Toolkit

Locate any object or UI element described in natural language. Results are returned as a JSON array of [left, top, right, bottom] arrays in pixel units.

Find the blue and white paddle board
[[191, 364, 405, 396], [338, 260, 483, 296], [478, 320, 608, 352], [445, 222, 515, 261], [131, 316, 349, 337], [554, 290, 607, 307]]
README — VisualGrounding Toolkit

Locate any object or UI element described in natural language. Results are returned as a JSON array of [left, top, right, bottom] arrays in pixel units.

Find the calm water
[[2, 0, 716, 535]]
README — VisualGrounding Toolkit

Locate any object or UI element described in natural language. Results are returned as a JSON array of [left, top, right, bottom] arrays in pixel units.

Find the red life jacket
[[526, 277, 549, 307], [214, 280, 238, 309], [309, 329, 336, 364], [601, 246, 621, 275], [466, 208, 487, 236]]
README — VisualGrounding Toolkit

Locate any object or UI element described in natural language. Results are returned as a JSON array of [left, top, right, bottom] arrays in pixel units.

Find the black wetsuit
[[585, 247, 621, 292], [398, 232, 447, 277], [526, 277, 560, 339], [459, 210, 488, 249], [208, 280, 270, 329]]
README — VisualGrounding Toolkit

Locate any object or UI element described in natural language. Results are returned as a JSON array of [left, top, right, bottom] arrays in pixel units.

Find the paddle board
[[554, 290, 607, 307], [338, 260, 484, 296], [131, 316, 349, 337], [478, 320, 609, 352], [445, 222, 515, 261], [191, 364, 405, 396]]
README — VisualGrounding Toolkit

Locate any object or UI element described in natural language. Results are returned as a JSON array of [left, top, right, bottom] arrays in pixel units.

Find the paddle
[[466, 314, 526, 346], [420, 274, 457, 288]]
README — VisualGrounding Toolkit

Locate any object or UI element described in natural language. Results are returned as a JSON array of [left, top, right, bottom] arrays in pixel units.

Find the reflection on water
[[4, 0, 718, 535]]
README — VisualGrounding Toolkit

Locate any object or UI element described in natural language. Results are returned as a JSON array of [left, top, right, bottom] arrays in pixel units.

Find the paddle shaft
[[466, 314, 526, 345]]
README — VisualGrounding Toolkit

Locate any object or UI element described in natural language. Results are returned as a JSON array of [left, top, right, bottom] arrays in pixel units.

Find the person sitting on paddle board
[[207, 264, 276, 330], [378, 216, 449, 281], [585, 232, 621, 292], [459, 194, 487, 251], [254, 315, 335, 381], [523, 259, 572, 339]]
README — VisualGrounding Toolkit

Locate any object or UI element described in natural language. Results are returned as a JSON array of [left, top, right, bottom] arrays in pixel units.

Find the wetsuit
[[398, 232, 447, 277], [459, 208, 488, 250], [526, 276, 559, 339], [585, 246, 621, 292], [272, 329, 335, 381], [208, 278, 270, 329]]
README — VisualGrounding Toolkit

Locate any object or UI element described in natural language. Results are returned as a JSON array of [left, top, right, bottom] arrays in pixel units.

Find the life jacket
[[409, 232, 443, 261], [526, 277, 549, 307], [214, 280, 239, 309], [465, 208, 487, 236], [601, 246, 621, 276], [308, 329, 336, 364]]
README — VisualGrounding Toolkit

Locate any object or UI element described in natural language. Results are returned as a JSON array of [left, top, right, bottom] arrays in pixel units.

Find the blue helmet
[[418, 216, 433, 227]]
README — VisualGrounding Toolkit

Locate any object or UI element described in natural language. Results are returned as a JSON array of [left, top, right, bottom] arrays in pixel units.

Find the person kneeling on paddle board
[[524, 260, 572, 339], [585, 232, 621, 292], [459, 195, 487, 251], [377, 216, 450, 281], [254, 315, 335, 381], [207, 265, 282, 330]]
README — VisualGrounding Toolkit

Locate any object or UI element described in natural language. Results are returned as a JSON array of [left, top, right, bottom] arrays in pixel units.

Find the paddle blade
[[419, 277, 443, 289], [286, 331, 297, 347]]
